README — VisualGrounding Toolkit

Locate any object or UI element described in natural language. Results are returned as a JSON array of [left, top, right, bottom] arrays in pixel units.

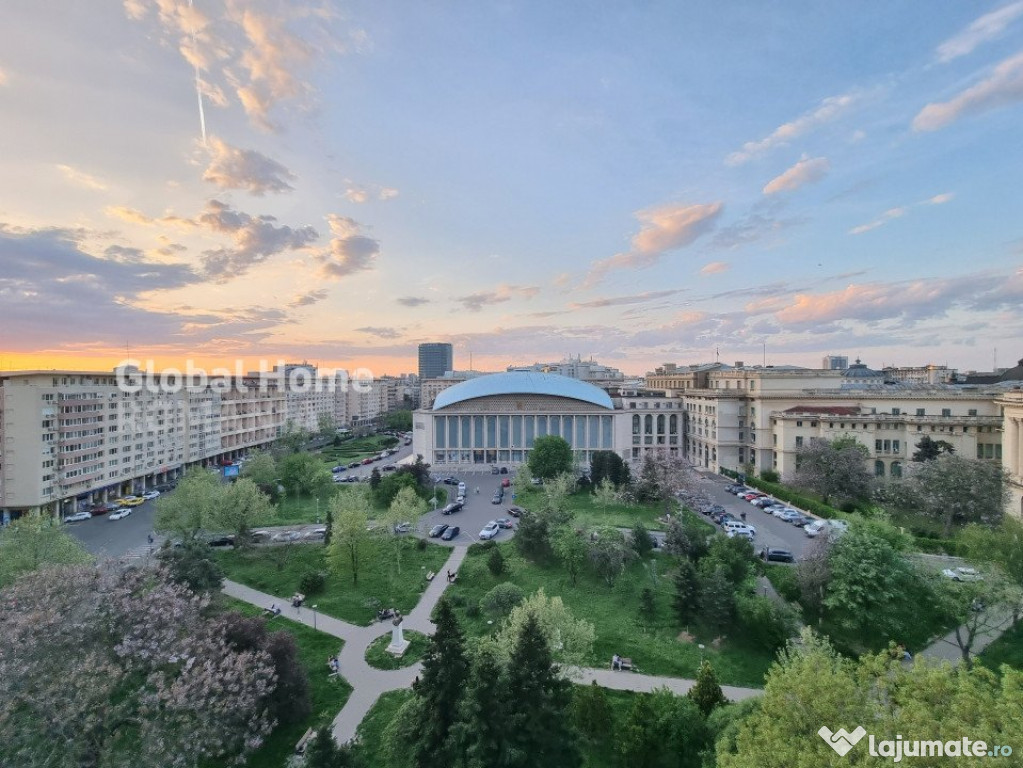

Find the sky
[[1, 0, 1022, 378]]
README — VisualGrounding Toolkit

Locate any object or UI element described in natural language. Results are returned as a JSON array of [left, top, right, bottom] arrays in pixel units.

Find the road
[[417, 468, 520, 546], [65, 497, 162, 559]]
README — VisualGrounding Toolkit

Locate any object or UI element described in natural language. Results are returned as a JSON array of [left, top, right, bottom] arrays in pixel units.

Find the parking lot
[[418, 468, 521, 547]]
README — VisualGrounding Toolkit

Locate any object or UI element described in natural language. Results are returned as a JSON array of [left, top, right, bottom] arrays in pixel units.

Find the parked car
[[711, 510, 735, 524], [771, 506, 797, 518], [727, 529, 754, 540], [382, 464, 397, 472], [361, 458, 374, 465], [207, 535, 235, 547], [272, 530, 302, 542], [942, 566, 983, 582], [531, 477, 543, 485], [508, 506, 524, 517], [479, 521, 500, 540], [64, 511, 92, 522], [440, 526, 460, 541], [787, 513, 812, 527], [331, 465, 345, 473], [776, 509, 805, 524], [491, 466, 500, 475], [348, 461, 361, 469], [442, 502, 463, 515], [305, 528, 327, 540], [495, 517, 514, 529], [143, 490, 161, 500], [705, 504, 725, 517], [90, 503, 115, 515], [723, 521, 757, 537], [804, 519, 849, 538], [429, 523, 449, 538], [500, 467, 509, 474], [443, 477, 460, 485], [751, 497, 776, 508], [491, 493, 503, 505], [121, 496, 145, 506], [760, 547, 796, 563], [730, 486, 751, 495], [456, 494, 466, 504], [109, 508, 132, 521], [393, 521, 412, 534]]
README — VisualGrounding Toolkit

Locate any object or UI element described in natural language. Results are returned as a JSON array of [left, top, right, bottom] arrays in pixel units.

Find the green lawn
[[214, 597, 353, 768], [215, 537, 452, 625], [365, 630, 429, 670], [444, 543, 775, 687], [979, 619, 1023, 673], [512, 486, 669, 530], [318, 436, 397, 465]]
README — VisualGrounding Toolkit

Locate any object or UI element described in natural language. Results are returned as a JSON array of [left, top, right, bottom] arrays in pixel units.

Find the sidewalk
[[916, 611, 1017, 664], [575, 666, 761, 700]]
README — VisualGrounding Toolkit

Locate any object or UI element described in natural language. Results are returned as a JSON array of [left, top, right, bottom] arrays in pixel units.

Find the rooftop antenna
[[763, 342, 767, 367]]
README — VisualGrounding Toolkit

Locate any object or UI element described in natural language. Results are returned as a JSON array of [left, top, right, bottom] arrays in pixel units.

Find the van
[[457, 482, 467, 496]]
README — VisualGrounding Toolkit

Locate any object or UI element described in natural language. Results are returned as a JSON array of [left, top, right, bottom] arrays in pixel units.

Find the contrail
[[188, 0, 207, 145]]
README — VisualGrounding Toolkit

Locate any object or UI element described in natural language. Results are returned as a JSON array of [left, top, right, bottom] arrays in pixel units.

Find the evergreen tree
[[324, 505, 334, 546], [572, 680, 614, 749], [673, 560, 700, 625], [631, 520, 654, 558], [369, 467, 382, 490], [619, 695, 660, 767], [410, 599, 470, 768], [305, 726, 361, 767], [503, 614, 582, 768], [699, 565, 736, 633], [689, 659, 727, 716], [450, 645, 508, 768], [487, 546, 506, 576]]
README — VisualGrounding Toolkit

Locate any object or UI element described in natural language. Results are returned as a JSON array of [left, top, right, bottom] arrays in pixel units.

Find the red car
[[501, 478, 511, 487], [361, 458, 374, 465], [90, 503, 116, 515]]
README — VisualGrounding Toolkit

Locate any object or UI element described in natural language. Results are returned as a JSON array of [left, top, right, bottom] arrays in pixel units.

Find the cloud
[[344, 185, 398, 204], [0, 67, 8, 86], [56, 164, 108, 191], [913, 50, 1023, 131], [288, 288, 328, 307], [196, 199, 319, 279], [849, 207, 907, 235], [397, 296, 431, 307], [762, 156, 830, 195], [848, 192, 952, 235], [569, 289, 686, 309], [726, 92, 858, 165], [355, 326, 401, 339], [936, 2, 1023, 62], [105, 206, 155, 225], [700, 261, 730, 275], [315, 214, 380, 279], [202, 137, 296, 195], [455, 284, 540, 312], [584, 202, 723, 286]]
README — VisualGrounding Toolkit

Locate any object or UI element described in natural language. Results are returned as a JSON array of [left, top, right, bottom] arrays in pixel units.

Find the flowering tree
[[0, 564, 276, 768]]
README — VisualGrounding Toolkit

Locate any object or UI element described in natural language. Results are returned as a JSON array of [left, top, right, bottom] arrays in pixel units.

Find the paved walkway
[[222, 544, 765, 747], [916, 611, 1018, 664]]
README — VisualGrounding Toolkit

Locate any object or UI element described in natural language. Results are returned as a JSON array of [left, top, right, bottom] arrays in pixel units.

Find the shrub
[[480, 582, 525, 616], [468, 540, 497, 557], [736, 593, 801, 650], [763, 564, 801, 603], [299, 570, 327, 595], [415, 537, 428, 551], [760, 468, 780, 483], [465, 603, 481, 618], [447, 593, 467, 608], [639, 587, 656, 618], [487, 547, 506, 576]]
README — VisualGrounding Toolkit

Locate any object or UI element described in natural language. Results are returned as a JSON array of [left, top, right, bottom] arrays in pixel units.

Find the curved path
[[223, 545, 762, 745]]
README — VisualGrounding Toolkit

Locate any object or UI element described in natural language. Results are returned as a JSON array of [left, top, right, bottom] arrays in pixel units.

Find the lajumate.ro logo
[[819, 725, 1013, 761]]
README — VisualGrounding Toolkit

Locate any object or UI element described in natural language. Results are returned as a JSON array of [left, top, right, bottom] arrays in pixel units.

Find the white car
[[109, 508, 132, 521], [143, 490, 161, 500], [479, 521, 500, 540], [727, 529, 755, 540], [723, 521, 756, 537], [942, 566, 983, 582], [64, 511, 92, 523]]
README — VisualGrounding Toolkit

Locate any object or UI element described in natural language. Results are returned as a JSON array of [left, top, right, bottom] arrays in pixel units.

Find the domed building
[[412, 371, 647, 469]]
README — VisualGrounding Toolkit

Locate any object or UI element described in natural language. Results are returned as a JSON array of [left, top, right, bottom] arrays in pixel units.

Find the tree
[[630, 520, 654, 558], [373, 470, 419, 508], [383, 486, 426, 574], [592, 477, 617, 514], [502, 614, 582, 768], [587, 526, 633, 588], [689, 659, 727, 716], [717, 628, 1023, 768], [937, 570, 1023, 667], [480, 582, 524, 616], [663, 512, 710, 562], [620, 688, 708, 768], [635, 451, 697, 517], [0, 511, 92, 588], [155, 540, 224, 593], [317, 412, 338, 439], [213, 477, 274, 544], [277, 422, 311, 454], [324, 505, 334, 546], [368, 467, 382, 490], [791, 436, 873, 506], [572, 680, 614, 752], [673, 560, 700, 625], [326, 490, 372, 586], [493, 588, 595, 668], [884, 454, 1008, 537], [305, 726, 361, 768], [699, 566, 737, 633], [736, 593, 801, 650], [222, 611, 311, 725], [408, 599, 469, 768], [0, 564, 276, 768], [528, 435, 574, 480], [280, 451, 333, 499], [153, 466, 223, 540], [449, 644, 508, 768], [794, 534, 832, 619], [589, 450, 631, 488], [960, 517, 1023, 596], [552, 526, 588, 585], [538, 472, 576, 525], [240, 449, 277, 487], [702, 535, 755, 586], [823, 526, 934, 648], [912, 435, 955, 462], [515, 507, 553, 560], [487, 546, 505, 576], [385, 409, 413, 432]]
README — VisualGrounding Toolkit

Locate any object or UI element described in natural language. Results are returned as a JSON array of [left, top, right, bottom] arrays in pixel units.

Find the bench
[[426, 571, 436, 581], [295, 727, 315, 755], [615, 657, 634, 671]]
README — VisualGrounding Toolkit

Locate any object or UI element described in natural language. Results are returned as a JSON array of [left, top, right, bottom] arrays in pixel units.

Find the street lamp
[[312, 604, 318, 630], [698, 643, 705, 664]]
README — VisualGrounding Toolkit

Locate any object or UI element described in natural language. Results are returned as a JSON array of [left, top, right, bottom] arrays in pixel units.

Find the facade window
[[499, 416, 509, 448], [891, 461, 902, 478], [657, 414, 665, 434], [632, 414, 640, 434], [875, 460, 885, 477], [796, 420, 803, 427], [644, 414, 653, 434], [968, 409, 977, 416], [669, 414, 678, 434], [563, 416, 573, 446], [941, 408, 951, 417], [892, 408, 900, 415], [916, 408, 925, 416], [893, 440, 900, 454], [795, 436, 803, 448]]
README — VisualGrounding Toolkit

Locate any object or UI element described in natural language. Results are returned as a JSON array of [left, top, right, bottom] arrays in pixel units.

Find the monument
[[386, 610, 410, 656]]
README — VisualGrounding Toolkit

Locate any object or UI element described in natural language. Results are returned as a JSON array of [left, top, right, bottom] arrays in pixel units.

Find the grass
[[512, 486, 668, 530], [979, 619, 1023, 673], [214, 597, 353, 768], [214, 536, 452, 625], [444, 542, 775, 687], [354, 690, 413, 765], [318, 436, 397, 465], [364, 630, 429, 669]]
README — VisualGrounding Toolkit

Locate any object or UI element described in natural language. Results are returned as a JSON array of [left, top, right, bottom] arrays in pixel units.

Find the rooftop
[[431, 371, 615, 410]]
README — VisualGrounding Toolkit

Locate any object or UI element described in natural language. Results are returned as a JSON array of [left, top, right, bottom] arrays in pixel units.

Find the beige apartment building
[[999, 390, 1023, 517], [645, 359, 1022, 518], [0, 368, 284, 520]]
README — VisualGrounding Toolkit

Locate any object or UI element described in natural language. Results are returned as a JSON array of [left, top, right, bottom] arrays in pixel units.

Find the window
[[632, 415, 640, 435], [893, 440, 900, 454], [891, 461, 902, 478], [875, 439, 882, 452], [795, 436, 803, 448], [892, 408, 901, 415], [968, 409, 977, 416], [796, 420, 803, 427], [941, 408, 951, 417], [875, 460, 885, 477], [916, 408, 925, 416]]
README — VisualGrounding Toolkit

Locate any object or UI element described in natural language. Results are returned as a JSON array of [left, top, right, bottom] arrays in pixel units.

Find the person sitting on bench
[[611, 654, 622, 671]]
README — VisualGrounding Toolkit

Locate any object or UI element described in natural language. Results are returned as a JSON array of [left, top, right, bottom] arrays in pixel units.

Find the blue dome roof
[[432, 372, 614, 410]]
